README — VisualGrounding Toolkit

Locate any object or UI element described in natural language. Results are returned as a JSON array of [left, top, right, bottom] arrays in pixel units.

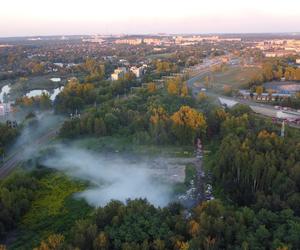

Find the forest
[[2, 105, 299, 249], [0, 60, 299, 250], [0, 123, 18, 156]]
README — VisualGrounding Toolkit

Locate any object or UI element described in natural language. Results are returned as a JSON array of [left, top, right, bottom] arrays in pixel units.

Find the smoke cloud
[[41, 145, 174, 207], [12, 112, 179, 207], [14, 112, 63, 149]]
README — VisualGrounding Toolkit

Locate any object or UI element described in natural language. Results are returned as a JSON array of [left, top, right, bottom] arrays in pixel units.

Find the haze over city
[[1, 0, 300, 36]]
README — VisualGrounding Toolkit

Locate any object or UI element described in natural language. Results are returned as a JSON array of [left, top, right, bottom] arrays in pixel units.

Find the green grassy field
[[184, 163, 197, 186], [172, 163, 197, 195], [194, 66, 260, 90], [213, 66, 260, 88], [10, 171, 92, 250], [72, 136, 195, 158], [146, 52, 175, 60]]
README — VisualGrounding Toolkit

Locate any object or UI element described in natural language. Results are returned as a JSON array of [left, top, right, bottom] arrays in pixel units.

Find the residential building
[[115, 39, 142, 45], [53, 63, 64, 68], [143, 38, 162, 46], [256, 39, 300, 55], [264, 50, 297, 58], [219, 38, 242, 42], [111, 67, 127, 81], [130, 66, 143, 78]]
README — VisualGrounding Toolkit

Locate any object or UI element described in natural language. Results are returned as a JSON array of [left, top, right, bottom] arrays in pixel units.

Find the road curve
[[187, 63, 300, 128]]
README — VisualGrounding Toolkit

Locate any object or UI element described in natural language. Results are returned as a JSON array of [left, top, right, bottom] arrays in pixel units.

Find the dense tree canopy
[[171, 106, 207, 144], [0, 172, 38, 240], [0, 123, 18, 155]]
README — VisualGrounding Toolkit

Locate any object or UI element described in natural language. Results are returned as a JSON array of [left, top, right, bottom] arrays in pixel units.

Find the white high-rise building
[[130, 66, 143, 78]]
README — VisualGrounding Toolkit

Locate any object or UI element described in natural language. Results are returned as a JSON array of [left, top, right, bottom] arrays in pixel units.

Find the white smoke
[[41, 145, 173, 207], [13, 111, 63, 150]]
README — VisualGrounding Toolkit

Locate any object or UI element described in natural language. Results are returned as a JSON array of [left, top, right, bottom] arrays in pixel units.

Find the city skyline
[[1, 0, 300, 37]]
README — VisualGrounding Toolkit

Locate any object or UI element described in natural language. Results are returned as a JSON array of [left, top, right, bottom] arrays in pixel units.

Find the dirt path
[[178, 138, 209, 208]]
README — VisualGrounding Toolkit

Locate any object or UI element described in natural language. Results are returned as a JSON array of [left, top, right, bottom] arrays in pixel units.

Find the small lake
[[25, 86, 64, 101], [0, 84, 64, 103], [264, 81, 300, 93]]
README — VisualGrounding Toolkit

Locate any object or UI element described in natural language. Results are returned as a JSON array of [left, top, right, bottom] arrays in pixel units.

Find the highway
[[186, 59, 300, 127]]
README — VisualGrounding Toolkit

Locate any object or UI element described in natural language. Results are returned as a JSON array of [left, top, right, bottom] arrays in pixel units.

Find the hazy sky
[[1, 0, 300, 37]]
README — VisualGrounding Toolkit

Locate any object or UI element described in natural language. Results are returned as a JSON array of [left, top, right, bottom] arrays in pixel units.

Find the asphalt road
[[186, 59, 300, 127]]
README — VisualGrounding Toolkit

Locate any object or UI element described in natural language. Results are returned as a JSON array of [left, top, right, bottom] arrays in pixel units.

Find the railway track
[[0, 128, 59, 179]]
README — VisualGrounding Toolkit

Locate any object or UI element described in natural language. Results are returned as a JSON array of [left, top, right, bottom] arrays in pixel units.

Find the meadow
[[10, 171, 92, 249], [194, 65, 260, 90]]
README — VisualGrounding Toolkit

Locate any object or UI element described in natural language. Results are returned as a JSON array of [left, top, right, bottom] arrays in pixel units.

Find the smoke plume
[[41, 145, 173, 207]]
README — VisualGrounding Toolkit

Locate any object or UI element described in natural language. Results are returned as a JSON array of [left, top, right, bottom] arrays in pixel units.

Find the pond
[[0, 83, 64, 103], [25, 86, 64, 101]]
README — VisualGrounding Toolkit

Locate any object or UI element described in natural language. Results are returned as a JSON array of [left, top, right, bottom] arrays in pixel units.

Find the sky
[[1, 0, 300, 37]]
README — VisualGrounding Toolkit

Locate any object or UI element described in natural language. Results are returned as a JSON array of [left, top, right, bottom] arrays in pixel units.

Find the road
[[186, 59, 300, 128], [187, 57, 225, 81], [178, 57, 300, 208], [0, 128, 59, 179], [194, 139, 209, 203]]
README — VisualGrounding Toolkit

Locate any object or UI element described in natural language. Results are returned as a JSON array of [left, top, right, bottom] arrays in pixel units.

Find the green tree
[[94, 118, 106, 137], [171, 106, 207, 144]]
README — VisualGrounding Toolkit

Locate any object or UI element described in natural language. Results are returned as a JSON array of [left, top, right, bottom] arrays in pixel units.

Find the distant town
[[1, 33, 300, 121]]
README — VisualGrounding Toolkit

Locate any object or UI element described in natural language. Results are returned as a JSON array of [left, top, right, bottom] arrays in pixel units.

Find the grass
[[172, 182, 187, 194], [212, 66, 260, 88], [10, 171, 92, 250], [72, 136, 195, 157], [172, 163, 197, 195], [9, 135, 196, 248], [146, 52, 175, 60], [194, 66, 260, 90], [9, 75, 62, 96]]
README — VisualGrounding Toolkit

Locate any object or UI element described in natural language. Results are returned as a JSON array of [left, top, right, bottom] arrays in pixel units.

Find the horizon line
[[1, 31, 300, 39]]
